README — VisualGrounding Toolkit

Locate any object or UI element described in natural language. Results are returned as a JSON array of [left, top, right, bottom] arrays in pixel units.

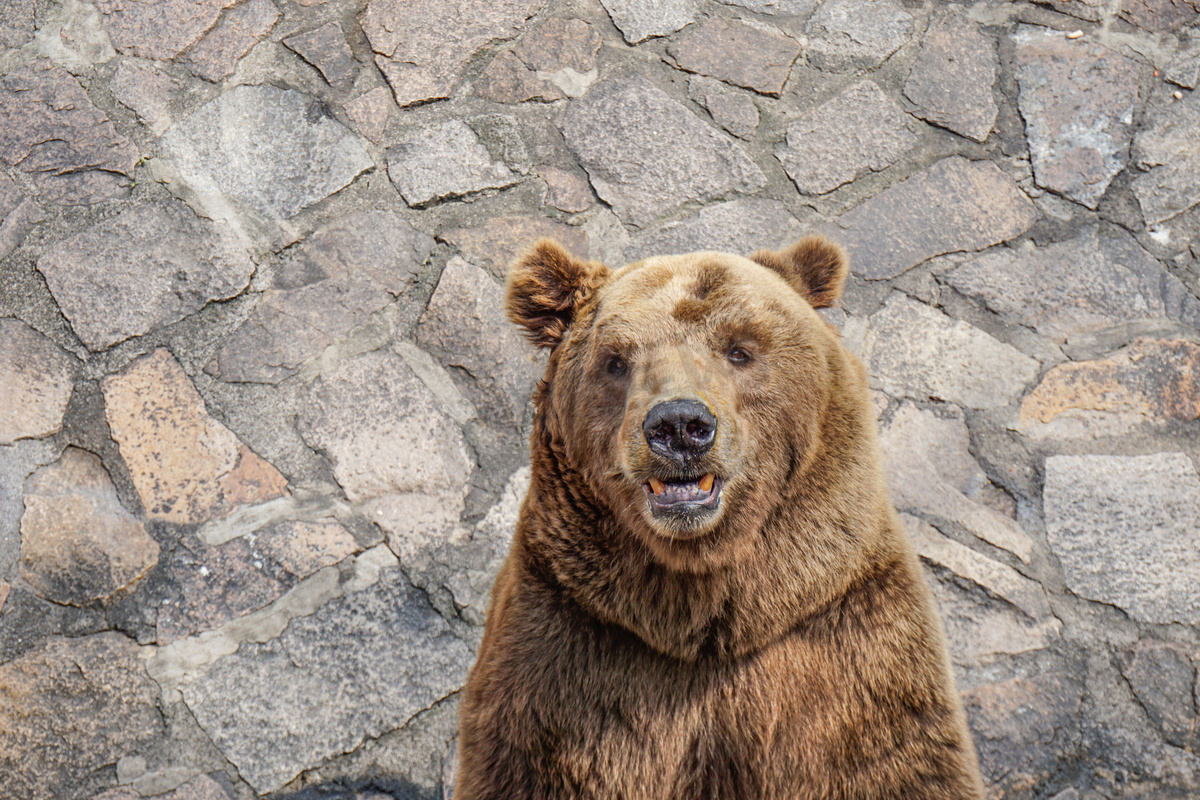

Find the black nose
[[643, 399, 717, 463]]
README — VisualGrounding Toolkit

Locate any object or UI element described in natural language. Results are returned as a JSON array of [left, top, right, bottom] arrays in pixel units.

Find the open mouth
[[643, 473, 723, 517]]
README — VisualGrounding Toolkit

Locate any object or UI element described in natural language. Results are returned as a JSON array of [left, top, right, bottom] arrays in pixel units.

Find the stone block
[[599, 0, 695, 43], [387, 119, 520, 207], [439, 214, 588, 282], [182, 0, 279, 83], [665, 17, 801, 96], [903, 12, 998, 143], [804, 0, 913, 73], [0, 319, 78, 445]]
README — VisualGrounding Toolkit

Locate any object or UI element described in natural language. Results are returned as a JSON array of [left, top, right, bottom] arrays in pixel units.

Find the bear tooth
[[698, 474, 715, 492], [649, 478, 666, 495]]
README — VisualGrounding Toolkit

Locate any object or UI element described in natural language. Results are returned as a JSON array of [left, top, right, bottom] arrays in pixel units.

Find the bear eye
[[728, 346, 752, 366], [606, 355, 628, 377]]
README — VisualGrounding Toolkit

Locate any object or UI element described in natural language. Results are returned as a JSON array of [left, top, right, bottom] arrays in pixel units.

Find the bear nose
[[643, 399, 717, 463]]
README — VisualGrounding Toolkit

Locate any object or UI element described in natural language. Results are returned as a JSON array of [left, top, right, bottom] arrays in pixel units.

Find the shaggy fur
[[456, 237, 985, 799]]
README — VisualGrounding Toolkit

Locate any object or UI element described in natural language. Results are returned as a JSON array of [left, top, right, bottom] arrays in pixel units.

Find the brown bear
[[456, 237, 985, 799]]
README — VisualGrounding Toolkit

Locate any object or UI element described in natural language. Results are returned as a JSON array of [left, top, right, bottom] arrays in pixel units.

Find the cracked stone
[[689, 76, 759, 139], [881, 403, 1036, 562], [946, 227, 1200, 340], [717, 0, 815, 14], [903, 12, 998, 143], [92, 773, 235, 800], [829, 156, 1039, 280], [804, 0, 914, 73], [182, 0, 279, 83], [0, 61, 138, 205], [1166, 36, 1200, 89], [928, 573, 1061, 668], [0, 174, 42, 262], [159, 84, 371, 220], [535, 164, 593, 212], [1120, 0, 1200, 32], [102, 349, 289, 525], [180, 566, 473, 792], [1, 439, 61, 581], [0, 633, 163, 799], [387, 119, 520, 207], [297, 350, 473, 558], [599, 0, 695, 43], [1121, 639, 1200, 750], [283, 21, 358, 92], [513, 18, 601, 73], [623, 198, 804, 263], [665, 17, 801, 96], [20, 448, 158, 607], [560, 75, 766, 228], [474, 50, 564, 104], [1132, 90, 1200, 225], [1045, 452, 1200, 625], [0, 319, 78, 445], [859, 294, 1040, 411], [360, 0, 543, 107], [255, 519, 359, 578], [111, 61, 177, 130], [217, 211, 434, 383], [416, 257, 545, 428], [775, 81, 918, 195], [0, 0, 34, 48], [439, 214, 588, 282], [95, 0, 236, 60], [1013, 25, 1139, 209], [36, 200, 255, 351], [344, 86, 391, 143]]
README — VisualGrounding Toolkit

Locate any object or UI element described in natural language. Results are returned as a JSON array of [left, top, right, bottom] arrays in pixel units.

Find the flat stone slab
[[180, 566, 474, 792], [345, 87, 391, 143], [903, 12, 998, 143], [0, 319, 78, 445], [217, 211, 434, 383], [182, 0, 279, 83], [103, 349, 289, 525], [804, 0, 914, 73], [829, 156, 1039, 279], [387, 119, 520, 207], [0, 173, 42, 261], [513, 18, 602, 73], [775, 80, 918, 195], [474, 50, 563, 104], [1120, 0, 1200, 32], [664, 17, 801, 96], [1132, 90, 1200, 225], [623, 198, 803, 262], [1012, 25, 1139, 209], [560, 75, 766, 228], [36, 201, 254, 351], [283, 21, 358, 92], [1045, 452, 1200, 625], [111, 61, 177, 130], [928, 571, 1060, 667], [92, 774, 235, 800], [0, 61, 138, 205], [439, 214, 588, 282], [1121, 639, 1200, 750], [689, 76, 760, 140], [95, 0, 235, 60], [535, 164, 593, 212], [360, 0, 543, 107], [298, 350, 472, 557], [859, 293, 1041, 411], [599, 0, 695, 43], [881, 403, 1036, 562], [159, 84, 371, 220], [20, 448, 159, 607], [0, 633, 163, 799], [946, 227, 1200, 340]]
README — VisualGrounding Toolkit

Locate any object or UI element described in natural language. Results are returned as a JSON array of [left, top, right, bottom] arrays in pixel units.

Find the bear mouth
[[643, 474, 722, 517]]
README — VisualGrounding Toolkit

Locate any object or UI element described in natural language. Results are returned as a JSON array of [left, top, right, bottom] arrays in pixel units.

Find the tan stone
[[0, 319, 78, 445], [535, 164, 592, 212], [255, 520, 360, 577], [102, 349, 288, 524], [20, 448, 159, 606], [345, 86, 391, 143]]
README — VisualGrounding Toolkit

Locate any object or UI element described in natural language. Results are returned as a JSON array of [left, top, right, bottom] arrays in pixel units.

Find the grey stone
[[804, 0, 914, 73], [473, 50, 564, 104], [775, 81, 918, 195], [0, 0, 34, 48], [159, 84, 372, 220], [439, 215, 589, 283], [946, 227, 1200, 341], [829, 157, 1039, 280], [1132, 90, 1200, 225], [180, 566, 474, 792], [664, 17, 801, 96], [20, 448, 159, 607], [111, 61, 177, 129], [535, 164, 593, 213], [716, 0, 815, 14], [387, 119, 520, 207], [95, 0, 235, 60], [0, 319, 78, 445], [560, 75, 766, 228], [217, 211, 435, 383], [1166, 35, 1200, 89], [512, 18, 602, 73], [0, 174, 41, 262], [1045, 452, 1200, 625], [0, 61, 138, 205], [416, 258, 545, 428], [927, 573, 1060, 668], [360, 0, 543, 107], [345, 86, 391, 143], [36, 201, 255, 351], [1120, 0, 1200, 32], [1012, 25, 1139, 209], [297, 350, 473, 558], [283, 21, 358, 92], [903, 12, 998, 143], [689, 76, 759, 140], [623, 198, 804, 263], [0, 633, 164, 799], [599, 0, 695, 43], [0, 438, 61, 579], [858, 294, 1041, 410], [182, 0, 279, 83], [1121, 639, 1200, 750]]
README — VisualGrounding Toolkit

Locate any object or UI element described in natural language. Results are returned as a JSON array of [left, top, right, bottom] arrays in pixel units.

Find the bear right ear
[[506, 239, 610, 350]]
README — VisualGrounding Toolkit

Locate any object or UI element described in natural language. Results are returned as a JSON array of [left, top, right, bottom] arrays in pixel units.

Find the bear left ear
[[506, 238, 610, 350], [750, 235, 849, 309]]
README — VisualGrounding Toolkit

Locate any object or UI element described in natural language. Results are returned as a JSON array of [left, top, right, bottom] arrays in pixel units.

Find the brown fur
[[460, 237, 984, 799]]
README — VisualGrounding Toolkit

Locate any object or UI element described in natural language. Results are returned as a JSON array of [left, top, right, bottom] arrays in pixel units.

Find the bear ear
[[506, 238, 611, 350], [749, 235, 849, 309]]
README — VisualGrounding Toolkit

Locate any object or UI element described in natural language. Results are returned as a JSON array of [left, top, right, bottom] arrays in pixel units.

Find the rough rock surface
[[804, 0, 914, 73], [1121, 639, 1200, 750], [182, 0, 279, 83], [111, 61, 177, 129], [624, 198, 803, 262], [514, 18, 602, 73], [560, 75, 766, 227], [903, 12, 998, 143], [95, 0, 236, 60], [474, 50, 564, 104], [0, 173, 42, 261], [664, 17, 801, 96], [0, 319, 78, 445], [344, 87, 391, 143], [929, 574, 1061, 667], [535, 164, 594, 212], [599, 0, 695, 43], [439, 215, 588, 282], [689, 76, 760, 139], [1132, 90, 1200, 225], [283, 21, 359, 92], [387, 119, 520, 207]]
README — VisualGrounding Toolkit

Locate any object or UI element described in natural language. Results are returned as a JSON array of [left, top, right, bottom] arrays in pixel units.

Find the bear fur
[[456, 237, 985, 799]]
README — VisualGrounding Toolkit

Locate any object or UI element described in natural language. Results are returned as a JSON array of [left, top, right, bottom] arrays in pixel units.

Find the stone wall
[[2, 0, 1200, 798]]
